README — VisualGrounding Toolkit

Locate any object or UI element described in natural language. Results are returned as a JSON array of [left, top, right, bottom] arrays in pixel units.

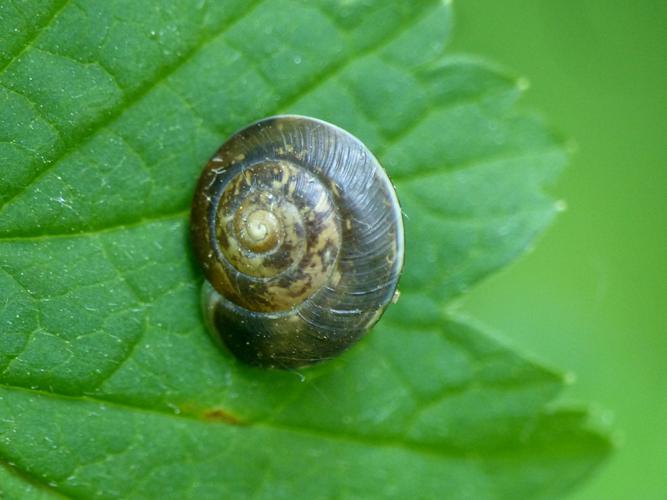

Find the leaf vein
[[0, 0, 267, 215], [0, 0, 69, 74]]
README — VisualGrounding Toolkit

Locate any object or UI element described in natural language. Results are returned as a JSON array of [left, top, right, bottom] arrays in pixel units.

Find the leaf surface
[[0, 0, 610, 498]]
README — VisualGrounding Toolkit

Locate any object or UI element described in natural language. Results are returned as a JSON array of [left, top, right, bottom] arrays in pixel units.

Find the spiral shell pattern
[[191, 116, 404, 368]]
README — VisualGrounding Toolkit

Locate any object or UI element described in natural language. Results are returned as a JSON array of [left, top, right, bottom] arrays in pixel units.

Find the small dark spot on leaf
[[202, 408, 245, 425]]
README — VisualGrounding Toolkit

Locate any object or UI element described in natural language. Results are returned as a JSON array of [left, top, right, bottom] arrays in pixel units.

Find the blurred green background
[[450, 1, 666, 498]]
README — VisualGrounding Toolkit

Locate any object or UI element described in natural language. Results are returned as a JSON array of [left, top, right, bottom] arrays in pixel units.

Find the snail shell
[[190, 115, 404, 369]]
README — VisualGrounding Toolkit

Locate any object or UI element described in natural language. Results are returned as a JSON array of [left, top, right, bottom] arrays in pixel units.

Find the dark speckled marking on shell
[[191, 115, 404, 369]]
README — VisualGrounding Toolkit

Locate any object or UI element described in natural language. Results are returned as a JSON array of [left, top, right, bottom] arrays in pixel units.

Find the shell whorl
[[207, 159, 340, 312], [191, 115, 404, 368]]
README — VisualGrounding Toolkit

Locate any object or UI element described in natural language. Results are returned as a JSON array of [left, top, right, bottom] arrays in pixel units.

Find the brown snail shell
[[190, 115, 404, 369]]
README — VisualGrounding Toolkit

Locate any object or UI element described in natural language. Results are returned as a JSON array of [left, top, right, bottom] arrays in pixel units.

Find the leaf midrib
[[0, 0, 269, 213], [0, 0, 442, 217], [0, 142, 559, 243]]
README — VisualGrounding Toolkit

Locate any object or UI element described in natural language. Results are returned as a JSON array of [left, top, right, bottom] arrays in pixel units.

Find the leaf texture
[[0, 0, 610, 498]]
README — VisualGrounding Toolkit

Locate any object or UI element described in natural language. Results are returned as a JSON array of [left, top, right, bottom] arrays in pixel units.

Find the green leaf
[[0, 0, 610, 498]]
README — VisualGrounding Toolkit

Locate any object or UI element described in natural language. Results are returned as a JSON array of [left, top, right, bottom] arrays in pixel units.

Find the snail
[[190, 115, 404, 369]]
